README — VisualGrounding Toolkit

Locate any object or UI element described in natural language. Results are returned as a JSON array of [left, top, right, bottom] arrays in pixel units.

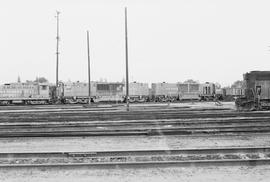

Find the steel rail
[[1, 147, 270, 167], [0, 117, 269, 128], [1, 125, 270, 137]]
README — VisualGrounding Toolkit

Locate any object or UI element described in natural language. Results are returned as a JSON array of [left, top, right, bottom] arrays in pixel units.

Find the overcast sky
[[0, 0, 270, 86]]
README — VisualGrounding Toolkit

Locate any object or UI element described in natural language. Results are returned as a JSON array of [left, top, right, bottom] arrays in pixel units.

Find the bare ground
[[0, 165, 270, 182], [0, 134, 270, 153]]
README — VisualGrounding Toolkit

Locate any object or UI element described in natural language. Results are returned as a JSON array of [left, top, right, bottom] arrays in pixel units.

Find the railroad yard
[[2, 0, 270, 180], [0, 102, 270, 181]]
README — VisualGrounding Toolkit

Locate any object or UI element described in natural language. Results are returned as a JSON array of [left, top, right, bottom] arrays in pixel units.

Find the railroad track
[[1, 147, 270, 167], [1, 115, 270, 137], [2, 125, 270, 137], [1, 105, 270, 137], [1, 116, 269, 127], [2, 110, 270, 123]]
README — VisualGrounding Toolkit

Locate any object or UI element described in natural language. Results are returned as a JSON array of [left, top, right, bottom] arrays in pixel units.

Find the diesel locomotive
[[0, 82, 50, 105], [0, 79, 246, 105], [235, 71, 270, 110]]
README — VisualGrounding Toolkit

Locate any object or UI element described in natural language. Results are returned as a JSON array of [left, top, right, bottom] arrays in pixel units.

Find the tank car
[[235, 71, 270, 110], [0, 82, 50, 105]]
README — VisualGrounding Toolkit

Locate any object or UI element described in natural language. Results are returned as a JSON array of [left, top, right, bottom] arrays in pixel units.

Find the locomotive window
[[110, 84, 121, 91], [41, 86, 47, 90], [256, 86, 261, 95], [97, 84, 110, 91]]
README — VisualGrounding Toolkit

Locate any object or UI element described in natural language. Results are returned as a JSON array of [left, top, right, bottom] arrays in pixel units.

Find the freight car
[[0, 82, 50, 105], [235, 71, 270, 110]]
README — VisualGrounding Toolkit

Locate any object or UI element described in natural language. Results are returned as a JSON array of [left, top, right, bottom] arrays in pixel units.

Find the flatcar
[[0, 82, 50, 104]]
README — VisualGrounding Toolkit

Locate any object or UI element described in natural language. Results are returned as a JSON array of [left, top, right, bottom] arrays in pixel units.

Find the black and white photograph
[[0, 0, 270, 181]]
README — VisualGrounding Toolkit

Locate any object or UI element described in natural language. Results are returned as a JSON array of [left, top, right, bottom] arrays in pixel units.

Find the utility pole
[[87, 30, 91, 105], [55, 11, 60, 87], [125, 7, 129, 111]]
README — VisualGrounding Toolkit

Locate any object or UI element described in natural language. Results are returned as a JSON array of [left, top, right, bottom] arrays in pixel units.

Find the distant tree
[[183, 79, 199, 84], [34, 77, 48, 83], [231, 80, 243, 88]]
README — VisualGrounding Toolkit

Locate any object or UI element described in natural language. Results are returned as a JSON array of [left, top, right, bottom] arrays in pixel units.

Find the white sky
[[0, 0, 270, 87]]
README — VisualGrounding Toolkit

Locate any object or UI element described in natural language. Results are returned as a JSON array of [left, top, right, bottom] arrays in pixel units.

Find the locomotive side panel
[[96, 82, 124, 102], [63, 82, 96, 98], [255, 80, 270, 100], [152, 83, 178, 96], [123, 82, 149, 102], [127, 82, 149, 97], [151, 83, 178, 102], [178, 83, 200, 100], [0, 83, 50, 104]]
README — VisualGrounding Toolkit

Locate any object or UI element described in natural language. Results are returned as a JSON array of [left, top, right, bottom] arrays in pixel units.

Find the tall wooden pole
[[87, 30, 91, 105], [56, 11, 60, 87], [125, 7, 129, 111]]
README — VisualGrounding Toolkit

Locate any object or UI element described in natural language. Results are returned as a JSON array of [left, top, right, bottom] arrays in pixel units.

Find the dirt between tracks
[[0, 165, 270, 182], [1, 134, 270, 153], [0, 101, 236, 112]]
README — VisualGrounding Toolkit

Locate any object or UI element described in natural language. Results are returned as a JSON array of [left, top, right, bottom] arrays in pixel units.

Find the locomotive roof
[[244, 71, 270, 81], [3, 82, 48, 86]]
